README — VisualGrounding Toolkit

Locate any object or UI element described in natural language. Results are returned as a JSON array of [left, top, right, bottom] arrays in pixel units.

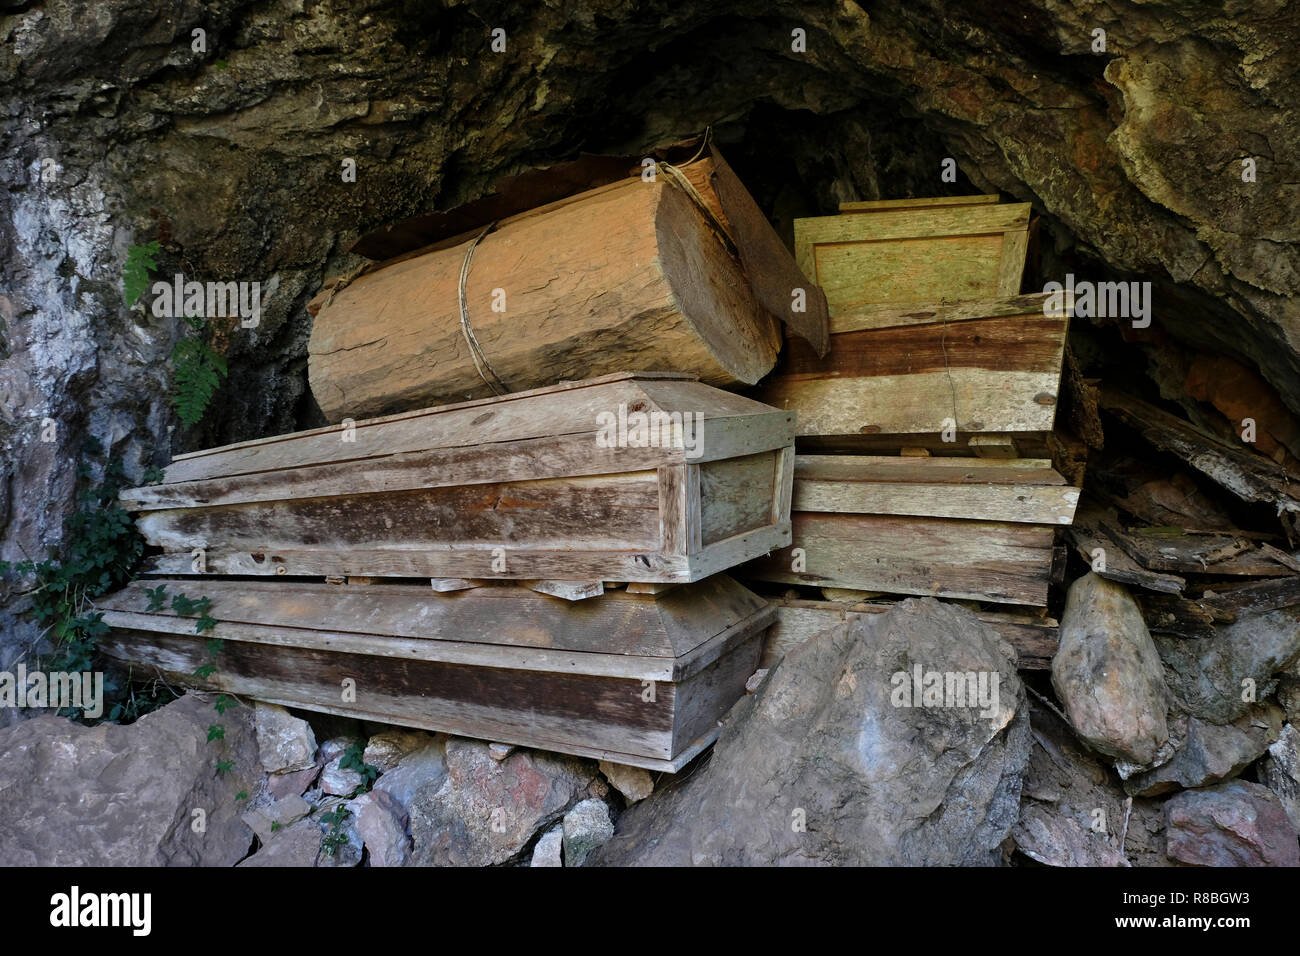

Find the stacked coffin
[[747, 194, 1080, 665], [105, 373, 796, 771], [103, 143, 815, 772]]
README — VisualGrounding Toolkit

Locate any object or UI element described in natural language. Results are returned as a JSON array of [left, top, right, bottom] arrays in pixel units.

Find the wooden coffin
[[762, 595, 1059, 671], [743, 455, 1081, 606], [756, 292, 1068, 443], [121, 373, 795, 583], [97, 575, 772, 771], [793, 198, 1029, 312], [308, 160, 785, 421]]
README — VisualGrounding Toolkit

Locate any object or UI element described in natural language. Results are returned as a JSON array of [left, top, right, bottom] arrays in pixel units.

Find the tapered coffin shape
[[757, 293, 1068, 441], [121, 373, 795, 582], [98, 575, 772, 771], [743, 455, 1080, 606]]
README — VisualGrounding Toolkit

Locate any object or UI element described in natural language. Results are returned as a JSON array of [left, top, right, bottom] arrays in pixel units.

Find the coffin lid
[[98, 574, 771, 677], [126, 372, 788, 493]]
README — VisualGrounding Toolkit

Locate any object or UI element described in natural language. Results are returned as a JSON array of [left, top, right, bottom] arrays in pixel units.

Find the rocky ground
[[0, 595, 1294, 867]]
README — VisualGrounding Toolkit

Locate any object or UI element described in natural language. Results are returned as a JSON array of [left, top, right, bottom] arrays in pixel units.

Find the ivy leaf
[[171, 593, 211, 616], [207, 724, 225, 742], [216, 759, 234, 774], [213, 694, 237, 715], [194, 613, 218, 634], [192, 663, 216, 679], [145, 584, 169, 612], [123, 241, 161, 307]]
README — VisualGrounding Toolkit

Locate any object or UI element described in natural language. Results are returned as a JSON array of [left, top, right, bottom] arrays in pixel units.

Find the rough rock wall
[[2, 0, 1297, 663]]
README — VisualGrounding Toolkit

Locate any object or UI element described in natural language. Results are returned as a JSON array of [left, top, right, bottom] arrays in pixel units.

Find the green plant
[[319, 805, 351, 856], [123, 241, 160, 307], [0, 440, 150, 720], [339, 740, 380, 794], [143, 465, 166, 484], [172, 317, 227, 429]]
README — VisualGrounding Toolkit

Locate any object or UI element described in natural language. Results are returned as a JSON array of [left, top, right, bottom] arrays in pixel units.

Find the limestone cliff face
[[1, 0, 1296, 664]]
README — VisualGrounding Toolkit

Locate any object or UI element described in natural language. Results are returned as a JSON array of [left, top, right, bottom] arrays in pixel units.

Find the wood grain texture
[[98, 574, 770, 663], [794, 202, 1030, 313], [838, 194, 1001, 213], [99, 575, 771, 769], [756, 296, 1067, 438], [122, 375, 795, 583], [308, 176, 781, 421], [746, 512, 1056, 605]]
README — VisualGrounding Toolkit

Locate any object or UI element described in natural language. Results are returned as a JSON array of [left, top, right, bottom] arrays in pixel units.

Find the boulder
[[253, 703, 317, 775], [598, 761, 654, 805], [0, 694, 257, 866], [373, 739, 447, 810], [1165, 781, 1299, 867], [1154, 607, 1300, 724], [317, 799, 364, 868], [531, 825, 564, 867], [563, 798, 615, 866], [237, 817, 322, 868], [1125, 703, 1285, 796], [241, 794, 312, 844], [1260, 723, 1300, 832], [593, 599, 1030, 866], [266, 765, 318, 800], [406, 739, 595, 866], [352, 788, 411, 868], [363, 729, 433, 773], [1011, 702, 1169, 867], [1051, 574, 1170, 766], [320, 754, 363, 797]]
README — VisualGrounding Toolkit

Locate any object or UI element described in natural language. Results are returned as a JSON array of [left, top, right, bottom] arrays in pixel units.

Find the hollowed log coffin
[[98, 575, 773, 771], [120, 373, 795, 583]]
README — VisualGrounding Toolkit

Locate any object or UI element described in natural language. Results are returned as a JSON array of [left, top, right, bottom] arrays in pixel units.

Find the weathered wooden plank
[[1200, 577, 1300, 616], [969, 435, 1020, 459], [141, 548, 693, 582], [746, 513, 1055, 605], [757, 298, 1067, 438], [1065, 523, 1186, 595], [1098, 387, 1300, 511], [829, 292, 1062, 335], [760, 597, 1058, 670], [1134, 593, 1233, 637], [699, 451, 778, 544], [798, 202, 1030, 244], [156, 373, 789, 486], [1102, 522, 1253, 573], [838, 194, 1001, 213], [794, 455, 1062, 484], [760, 370, 1061, 437], [792, 474, 1079, 525], [136, 473, 663, 554], [101, 575, 768, 661]]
